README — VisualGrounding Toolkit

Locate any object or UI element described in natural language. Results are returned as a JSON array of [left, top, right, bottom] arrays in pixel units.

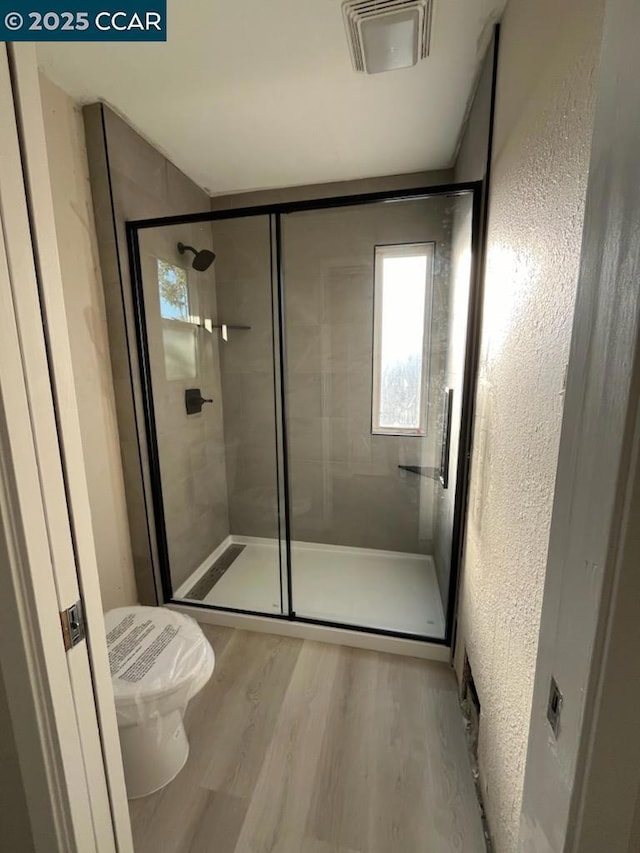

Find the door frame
[[0, 43, 132, 852]]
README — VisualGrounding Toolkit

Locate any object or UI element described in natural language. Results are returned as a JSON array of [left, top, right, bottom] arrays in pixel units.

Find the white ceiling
[[37, 0, 504, 195]]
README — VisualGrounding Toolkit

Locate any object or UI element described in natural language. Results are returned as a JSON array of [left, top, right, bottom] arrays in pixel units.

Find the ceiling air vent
[[342, 0, 433, 74]]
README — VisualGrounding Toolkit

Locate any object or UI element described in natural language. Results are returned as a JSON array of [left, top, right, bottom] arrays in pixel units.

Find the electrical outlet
[[547, 676, 563, 739]]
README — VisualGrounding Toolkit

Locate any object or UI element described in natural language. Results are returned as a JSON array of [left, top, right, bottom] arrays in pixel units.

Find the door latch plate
[[60, 600, 86, 651]]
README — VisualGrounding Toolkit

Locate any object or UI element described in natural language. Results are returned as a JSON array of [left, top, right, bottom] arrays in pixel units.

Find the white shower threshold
[[171, 536, 449, 662]]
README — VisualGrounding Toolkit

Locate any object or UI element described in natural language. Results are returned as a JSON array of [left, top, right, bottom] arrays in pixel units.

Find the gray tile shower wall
[[83, 104, 229, 599], [210, 216, 282, 541], [281, 199, 453, 554], [209, 196, 455, 557], [209, 173, 456, 568]]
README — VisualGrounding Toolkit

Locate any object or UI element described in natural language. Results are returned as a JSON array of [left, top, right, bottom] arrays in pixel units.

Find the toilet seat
[[105, 606, 214, 727]]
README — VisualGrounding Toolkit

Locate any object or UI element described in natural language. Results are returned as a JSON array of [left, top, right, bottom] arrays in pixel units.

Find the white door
[[0, 43, 131, 852]]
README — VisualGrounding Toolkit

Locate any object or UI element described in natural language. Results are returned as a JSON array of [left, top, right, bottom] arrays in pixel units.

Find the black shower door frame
[[126, 180, 482, 646]]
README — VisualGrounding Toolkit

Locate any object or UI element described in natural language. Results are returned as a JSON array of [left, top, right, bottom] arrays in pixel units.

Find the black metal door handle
[[439, 388, 454, 489]]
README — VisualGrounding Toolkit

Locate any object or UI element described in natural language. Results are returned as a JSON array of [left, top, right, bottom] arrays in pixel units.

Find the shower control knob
[[185, 388, 213, 415]]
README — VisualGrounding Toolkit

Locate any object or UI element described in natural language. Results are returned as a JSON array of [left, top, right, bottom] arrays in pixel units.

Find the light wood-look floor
[[129, 626, 486, 853]]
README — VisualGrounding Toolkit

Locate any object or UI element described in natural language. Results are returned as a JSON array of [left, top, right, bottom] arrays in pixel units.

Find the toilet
[[105, 606, 214, 799]]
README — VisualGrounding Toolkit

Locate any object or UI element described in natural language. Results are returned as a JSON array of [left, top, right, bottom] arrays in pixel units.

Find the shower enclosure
[[127, 184, 480, 644]]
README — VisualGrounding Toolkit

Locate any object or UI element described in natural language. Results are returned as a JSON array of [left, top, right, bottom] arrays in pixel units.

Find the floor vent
[[461, 653, 481, 759], [460, 653, 494, 851], [342, 0, 434, 74]]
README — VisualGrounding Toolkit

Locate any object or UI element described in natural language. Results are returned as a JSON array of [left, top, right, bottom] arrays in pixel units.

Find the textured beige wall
[[519, 0, 640, 846], [40, 75, 137, 611], [453, 0, 605, 849]]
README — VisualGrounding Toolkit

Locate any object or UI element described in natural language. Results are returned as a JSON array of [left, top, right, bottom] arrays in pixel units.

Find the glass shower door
[[135, 214, 287, 616], [281, 193, 474, 640]]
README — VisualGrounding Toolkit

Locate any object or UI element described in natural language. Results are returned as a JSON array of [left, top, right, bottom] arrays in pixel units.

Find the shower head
[[177, 242, 216, 272]]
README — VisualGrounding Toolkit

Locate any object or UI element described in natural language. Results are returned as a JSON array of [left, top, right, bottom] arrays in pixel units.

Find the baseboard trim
[[167, 602, 450, 662]]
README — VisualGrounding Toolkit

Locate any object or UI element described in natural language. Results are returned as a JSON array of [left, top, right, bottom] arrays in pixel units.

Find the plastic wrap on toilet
[[105, 607, 214, 729]]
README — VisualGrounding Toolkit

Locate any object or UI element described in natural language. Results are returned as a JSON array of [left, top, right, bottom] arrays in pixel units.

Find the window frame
[[371, 241, 434, 437]]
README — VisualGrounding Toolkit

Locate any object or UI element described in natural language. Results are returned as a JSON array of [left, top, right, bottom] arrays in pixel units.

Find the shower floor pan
[[174, 536, 445, 639]]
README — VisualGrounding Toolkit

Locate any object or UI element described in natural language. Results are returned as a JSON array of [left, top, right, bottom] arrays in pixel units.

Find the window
[[372, 243, 433, 436], [156, 259, 198, 381]]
